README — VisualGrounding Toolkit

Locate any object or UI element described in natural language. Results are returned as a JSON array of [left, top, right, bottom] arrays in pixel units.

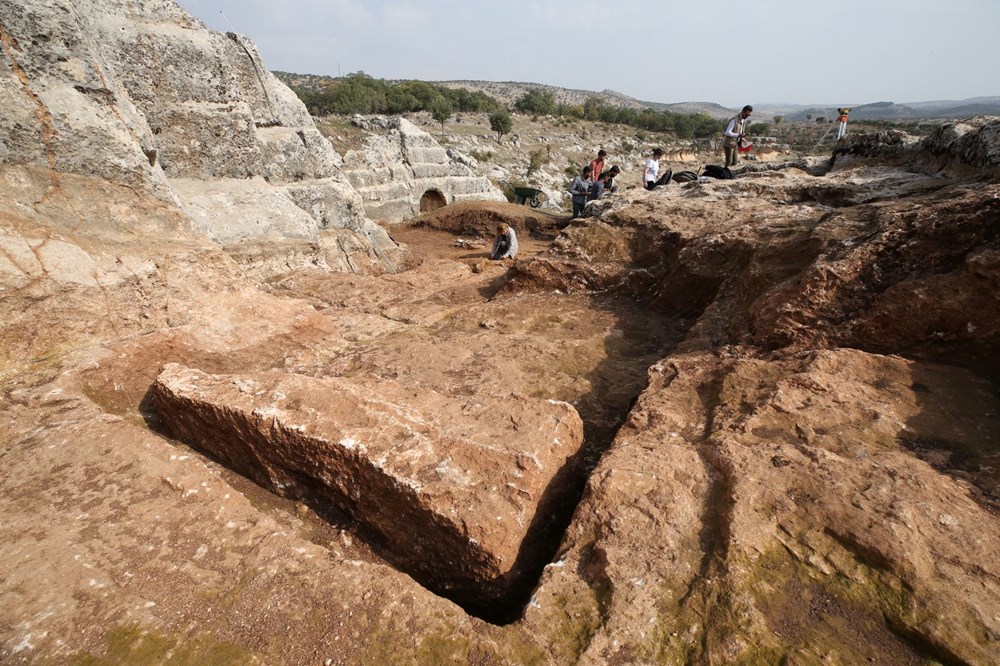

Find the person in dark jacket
[[568, 165, 593, 218], [604, 165, 621, 192], [588, 172, 609, 201]]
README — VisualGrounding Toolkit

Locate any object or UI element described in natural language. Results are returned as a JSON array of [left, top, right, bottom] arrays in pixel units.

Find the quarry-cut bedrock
[[151, 363, 584, 608], [4, 0, 1000, 663]]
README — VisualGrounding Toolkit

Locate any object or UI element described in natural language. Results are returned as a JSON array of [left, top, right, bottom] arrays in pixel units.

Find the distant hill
[[434, 80, 646, 111], [436, 81, 737, 118], [272, 72, 999, 122], [272, 72, 739, 118], [273, 71, 336, 91], [785, 98, 1000, 122]]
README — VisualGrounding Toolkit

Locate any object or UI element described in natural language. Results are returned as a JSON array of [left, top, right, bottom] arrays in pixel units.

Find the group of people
[[493, 104, 763, 258], [570, 104, 758, 212], [567, 150, 622, 217]]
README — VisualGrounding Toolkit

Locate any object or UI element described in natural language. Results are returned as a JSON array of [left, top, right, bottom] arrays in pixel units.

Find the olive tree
[[489, 110, 513, 143]]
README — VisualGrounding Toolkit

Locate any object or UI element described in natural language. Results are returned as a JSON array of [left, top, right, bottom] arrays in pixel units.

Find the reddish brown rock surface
[[2, 2, 999, 661], [151, 363, 584, 613]]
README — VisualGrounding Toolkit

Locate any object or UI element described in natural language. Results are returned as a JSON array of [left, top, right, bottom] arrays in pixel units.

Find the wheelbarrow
[[500, 180, 545, 208]]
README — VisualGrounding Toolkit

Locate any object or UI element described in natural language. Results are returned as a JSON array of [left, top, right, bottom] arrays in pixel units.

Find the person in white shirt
[[723, 105, 753, 167], [643, 148, 672, 190]]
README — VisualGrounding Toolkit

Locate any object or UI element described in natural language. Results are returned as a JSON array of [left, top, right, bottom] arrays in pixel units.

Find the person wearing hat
[[723, 105, 753, 167], [490, 223, 518, 260], [643, 148, 672, 190]]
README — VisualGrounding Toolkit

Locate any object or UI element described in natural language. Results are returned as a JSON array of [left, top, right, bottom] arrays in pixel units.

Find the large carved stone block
[[152, 363, 584, 611]]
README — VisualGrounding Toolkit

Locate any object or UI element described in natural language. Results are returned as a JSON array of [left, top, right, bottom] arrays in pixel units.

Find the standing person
[[589, 149, 608, 180], [490, 223, 518, 260], [643, 148, 672, 190], [836, 107, 851, 140], [568, 165, 593, 218], [723, 105, 753, 167]]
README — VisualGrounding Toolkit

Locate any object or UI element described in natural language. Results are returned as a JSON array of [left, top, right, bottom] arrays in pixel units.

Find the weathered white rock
[[0, 0, 399, 280], [342, 116, 505, 221]]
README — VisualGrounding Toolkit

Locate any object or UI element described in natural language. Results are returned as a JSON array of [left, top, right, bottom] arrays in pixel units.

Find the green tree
[[515, 90, 557, 116], [430, 99, 453, 130], [489, 110, 513, 143]]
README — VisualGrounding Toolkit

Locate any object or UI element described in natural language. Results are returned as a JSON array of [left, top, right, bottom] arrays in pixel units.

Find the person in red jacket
[[589, 150, 607, 180]]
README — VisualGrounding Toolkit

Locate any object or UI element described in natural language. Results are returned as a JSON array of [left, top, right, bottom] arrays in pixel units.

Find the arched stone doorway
[[419, 189, 447, 213]]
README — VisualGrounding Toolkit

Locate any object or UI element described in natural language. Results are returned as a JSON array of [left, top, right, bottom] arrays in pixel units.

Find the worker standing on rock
[[723, 105, 753, 166], [568, 165, 594, 218], [589, 149, 608, 180], [490, 223, 518, 260]]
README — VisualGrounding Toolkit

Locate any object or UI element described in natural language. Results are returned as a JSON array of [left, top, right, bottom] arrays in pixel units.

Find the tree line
[[512, 89, 724, 140], [292, 72, 502, 118], [290, 73, 727, 140]]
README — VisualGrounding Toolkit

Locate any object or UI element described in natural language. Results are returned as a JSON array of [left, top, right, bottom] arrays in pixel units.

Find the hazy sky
[[176, 0, 999, 107]]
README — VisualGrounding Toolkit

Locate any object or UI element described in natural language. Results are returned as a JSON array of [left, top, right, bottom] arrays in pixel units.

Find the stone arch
[[419, 189, 447, 213]]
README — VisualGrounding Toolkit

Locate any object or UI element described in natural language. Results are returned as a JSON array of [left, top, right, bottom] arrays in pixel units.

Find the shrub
[[527, 148, 548, 177], [489, 110, 513, 143]]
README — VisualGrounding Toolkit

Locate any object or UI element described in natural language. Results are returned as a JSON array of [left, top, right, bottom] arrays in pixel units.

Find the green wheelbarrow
[[501, 180, 545, 208]]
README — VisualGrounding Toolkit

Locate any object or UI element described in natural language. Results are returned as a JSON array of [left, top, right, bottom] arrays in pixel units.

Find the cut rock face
[[152, 363, 584, 614]]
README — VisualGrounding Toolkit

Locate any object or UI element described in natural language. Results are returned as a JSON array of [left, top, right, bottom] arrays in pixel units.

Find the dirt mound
[[410, 200, 569, 238]]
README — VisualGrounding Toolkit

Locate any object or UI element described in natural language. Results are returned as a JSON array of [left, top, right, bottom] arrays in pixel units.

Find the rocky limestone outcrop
[[2, 119, 999, 663], [503, 124, 1000, 663], [342, 115, 505, 222], [922, 115, 1000, 171], [0, 0, 404, 286]]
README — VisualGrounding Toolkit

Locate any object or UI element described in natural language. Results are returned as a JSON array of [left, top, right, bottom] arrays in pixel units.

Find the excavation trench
[[143, 223, 692, 624]]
